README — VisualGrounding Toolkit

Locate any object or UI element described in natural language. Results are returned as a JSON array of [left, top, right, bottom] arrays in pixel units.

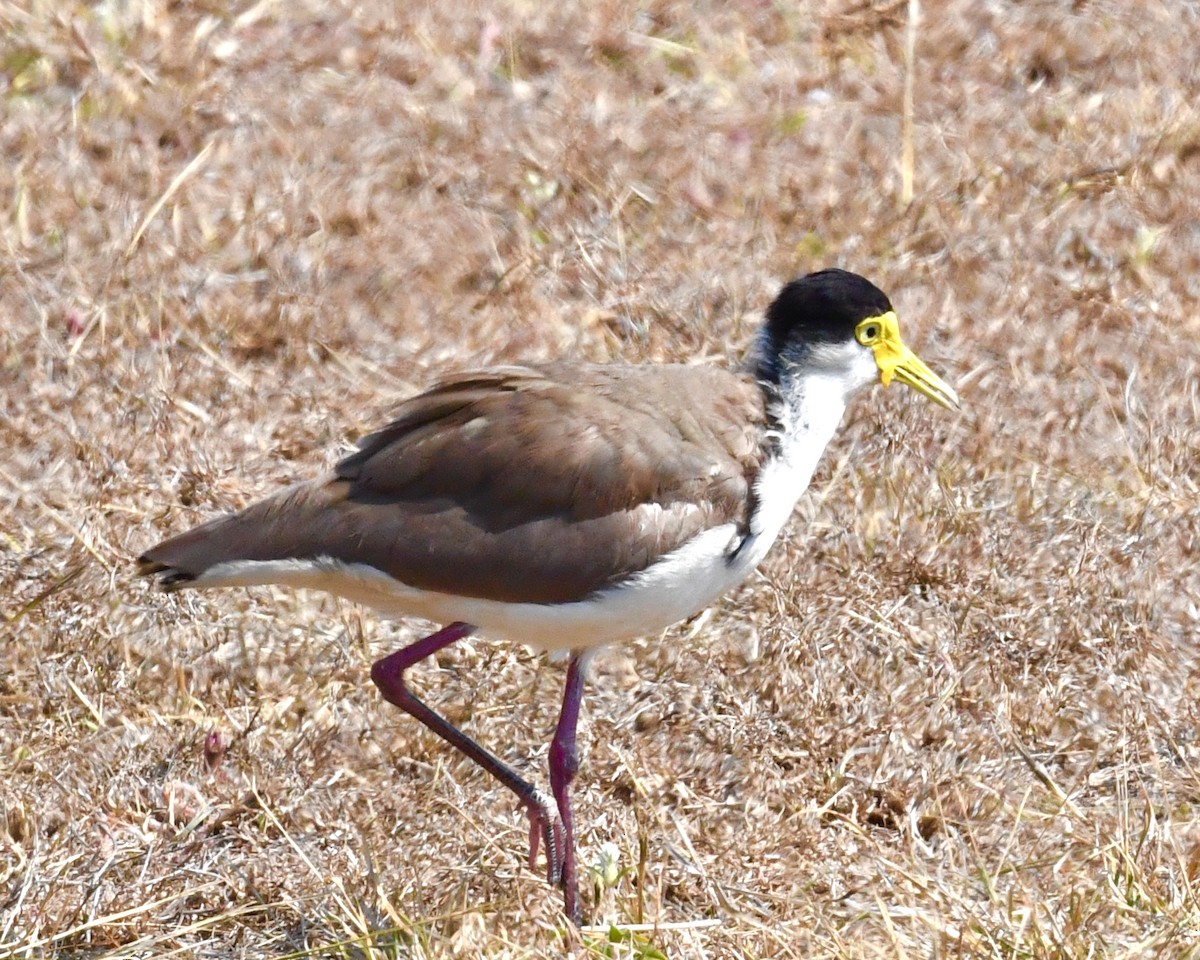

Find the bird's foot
[[524, 788, 567, 886]]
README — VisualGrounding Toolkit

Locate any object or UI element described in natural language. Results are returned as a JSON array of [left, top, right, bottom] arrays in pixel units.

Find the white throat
[[736, 368, 854, 568]]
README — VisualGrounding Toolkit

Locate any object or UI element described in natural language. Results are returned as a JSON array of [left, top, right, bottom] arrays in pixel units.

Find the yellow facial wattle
[[855, 311, 959, 410]]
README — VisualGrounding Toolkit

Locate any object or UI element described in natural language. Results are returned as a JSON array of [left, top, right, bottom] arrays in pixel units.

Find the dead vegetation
[[2, 0, 1200, 956]]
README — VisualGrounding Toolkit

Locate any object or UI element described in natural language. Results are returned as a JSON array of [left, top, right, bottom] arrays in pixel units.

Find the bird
[[136, 268, 958, 925]]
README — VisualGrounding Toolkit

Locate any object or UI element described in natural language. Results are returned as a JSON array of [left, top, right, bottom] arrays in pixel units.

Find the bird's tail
[[136, 483, 330, 591]]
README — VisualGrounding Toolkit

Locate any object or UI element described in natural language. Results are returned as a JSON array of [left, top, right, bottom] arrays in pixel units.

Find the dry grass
[[3, 0, 1200, 956]]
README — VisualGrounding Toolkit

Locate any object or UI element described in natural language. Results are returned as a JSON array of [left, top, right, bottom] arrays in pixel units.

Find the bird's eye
[[857, 321, 881, 344]]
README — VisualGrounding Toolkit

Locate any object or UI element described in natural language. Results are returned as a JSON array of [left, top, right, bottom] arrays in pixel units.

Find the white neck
[[731, 366, 858, 572], [772, 370, 854, 479]]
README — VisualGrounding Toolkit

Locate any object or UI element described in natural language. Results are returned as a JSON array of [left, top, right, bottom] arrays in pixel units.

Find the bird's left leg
[[370, 622, 567, 892]]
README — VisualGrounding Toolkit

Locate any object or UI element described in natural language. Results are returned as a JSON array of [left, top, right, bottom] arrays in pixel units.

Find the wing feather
[[139, 363, 769, 605]]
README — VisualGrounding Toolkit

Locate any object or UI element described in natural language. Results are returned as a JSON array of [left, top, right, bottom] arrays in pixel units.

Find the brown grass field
[[3, 0, 1200, 956]]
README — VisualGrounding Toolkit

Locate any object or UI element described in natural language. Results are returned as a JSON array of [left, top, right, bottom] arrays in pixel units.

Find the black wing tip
[[135, 554, 196, 592]]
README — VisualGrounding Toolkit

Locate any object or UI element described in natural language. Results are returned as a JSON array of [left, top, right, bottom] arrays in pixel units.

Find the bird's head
[[755, 268, 960, 410]]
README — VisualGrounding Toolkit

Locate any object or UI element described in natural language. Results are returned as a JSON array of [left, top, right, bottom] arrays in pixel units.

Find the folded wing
[[137, 363, 768, 605]]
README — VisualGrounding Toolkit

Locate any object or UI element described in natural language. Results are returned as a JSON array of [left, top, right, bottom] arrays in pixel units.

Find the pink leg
[[370, 623, 567, 889], [548, 653, 587, 925]]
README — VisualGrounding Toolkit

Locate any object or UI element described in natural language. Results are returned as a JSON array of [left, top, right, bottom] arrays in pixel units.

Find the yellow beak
[[871, 312, 960, 410]]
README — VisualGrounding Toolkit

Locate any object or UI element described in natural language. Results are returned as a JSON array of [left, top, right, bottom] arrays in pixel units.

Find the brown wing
[[138, 363, 769, 604]]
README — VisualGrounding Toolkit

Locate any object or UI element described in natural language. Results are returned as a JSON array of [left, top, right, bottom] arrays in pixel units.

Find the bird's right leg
[[369, 622, 567, 887], [547, 652, 587, 925]]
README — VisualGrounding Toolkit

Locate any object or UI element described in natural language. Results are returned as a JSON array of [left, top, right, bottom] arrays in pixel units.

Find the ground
[[2, 0, 1200, 957]]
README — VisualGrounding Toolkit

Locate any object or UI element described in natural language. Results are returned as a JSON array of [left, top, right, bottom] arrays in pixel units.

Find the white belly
[[199, 519, 764, 651]]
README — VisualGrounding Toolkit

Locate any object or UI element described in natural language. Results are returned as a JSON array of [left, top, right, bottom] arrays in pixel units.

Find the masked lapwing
[[137, 268, 959, 924]]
